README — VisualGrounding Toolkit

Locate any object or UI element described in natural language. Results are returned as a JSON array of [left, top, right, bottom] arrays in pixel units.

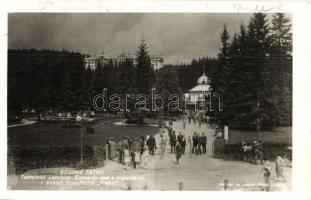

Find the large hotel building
[[84, 52, 164, 71]]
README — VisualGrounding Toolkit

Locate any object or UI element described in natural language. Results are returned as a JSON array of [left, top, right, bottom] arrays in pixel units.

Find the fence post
[[106, 143, 109, 160], [179, 182, 183, 191], [224, 179, 228, 190]]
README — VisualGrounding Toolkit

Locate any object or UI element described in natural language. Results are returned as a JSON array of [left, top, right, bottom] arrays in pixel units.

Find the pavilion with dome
[[184, 73, 211, 108]]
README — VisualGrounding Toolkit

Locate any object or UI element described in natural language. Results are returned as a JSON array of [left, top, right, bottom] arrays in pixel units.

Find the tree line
[[8, 13, 292, 129], [209, 13, 292, 129]]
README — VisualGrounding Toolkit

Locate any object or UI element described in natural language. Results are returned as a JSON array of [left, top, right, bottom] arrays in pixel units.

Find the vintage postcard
[[1, 0, 311, 199]]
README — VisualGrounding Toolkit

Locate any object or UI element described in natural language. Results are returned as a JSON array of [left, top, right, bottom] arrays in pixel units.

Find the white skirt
[[124, 150, 131, 163]]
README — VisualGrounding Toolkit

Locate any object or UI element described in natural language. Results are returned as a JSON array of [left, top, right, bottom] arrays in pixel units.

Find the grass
[[8, 119, 159, 147], [221, 127, 292, 161], [227, 127, 292, 145], [8, 118, 159, 174]]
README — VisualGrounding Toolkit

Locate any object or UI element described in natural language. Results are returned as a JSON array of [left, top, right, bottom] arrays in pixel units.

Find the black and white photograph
[[6, 11, 294, 191]]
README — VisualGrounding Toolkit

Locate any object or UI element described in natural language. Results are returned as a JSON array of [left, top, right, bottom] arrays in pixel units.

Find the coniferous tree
[[211, 24, 232, 126], [243, 13, 271, 130], [135, 38, 154, 95], [271, 13, 292, 56], [116, 58, 136, 94], [81, 66, 95, 110], [156, 67, 182, 114], [268, 13, 292, 126]]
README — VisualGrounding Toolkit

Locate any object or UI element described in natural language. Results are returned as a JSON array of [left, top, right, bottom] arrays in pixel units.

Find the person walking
[[275, 152, 286, 182], [116, 139, 123, 164], [108, 137, 117, 160], [122, 137, 130, 165], [181, 134, 187, 155], [188, 136, 192, 157], [123, 146, 131, 166], [131, 138, 141, 169], [175, 141, 183, 164], [169, 118, 173, 126], [141, 147, 149, 169], [169, 131, 177, 154], [192, 132, 198, 154], [146, 135, 156, 155], [183, 120, 186, 130], [201, 132, 207, 154], [197, 134, 203, 155], [160, 134, 167, 159], [260, 157, 271, 191], [177, 132, 183, 144], [140, 134, 146, 154]]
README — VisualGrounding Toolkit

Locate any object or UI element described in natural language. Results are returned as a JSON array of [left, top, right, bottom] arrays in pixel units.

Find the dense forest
[[8, 13, 292, 129]]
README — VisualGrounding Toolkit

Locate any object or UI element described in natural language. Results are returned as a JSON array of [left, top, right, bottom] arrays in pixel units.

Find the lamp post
[[80, 117, 83, 164]]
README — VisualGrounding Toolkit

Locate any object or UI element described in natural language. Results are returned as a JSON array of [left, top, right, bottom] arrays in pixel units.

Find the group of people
[[241, 139, 264, 164], [191, 132, 207, 155], [260, 152, 287, 191], [106, 133, 170, 169], [167, 130, 186, 164], [106, 135, 150, 169], [166, 124, 209, 164], [38, 110, 95, 122]]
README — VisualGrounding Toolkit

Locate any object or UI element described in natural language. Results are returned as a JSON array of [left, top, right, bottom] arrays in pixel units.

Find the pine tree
[[156, 67, 182, 114], [211, 24, 232, 126], [243, 13, 271, 130], [116, 58, 136, 94], [271, 13, 292, 56], [135, 38, 154, 95], [94, 64, 105, 95], [81, 66, 95, 109], [268, 13, 292, 126]]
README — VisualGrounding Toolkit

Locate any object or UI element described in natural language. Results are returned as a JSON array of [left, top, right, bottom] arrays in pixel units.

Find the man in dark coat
[[140, 134, 145, 154], [175, 141, 183, 164], [169, 131, 177, 154], [197, 135, 202, 155], [201, 132, 207, 154], [146, 135, 156, 155], [181, 134, 186, 155], [177, 132, 183, 144], [192, 132, 198, 154]]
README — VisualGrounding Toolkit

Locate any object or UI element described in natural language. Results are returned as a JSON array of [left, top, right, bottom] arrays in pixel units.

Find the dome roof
[[197, 73, 209, 85]]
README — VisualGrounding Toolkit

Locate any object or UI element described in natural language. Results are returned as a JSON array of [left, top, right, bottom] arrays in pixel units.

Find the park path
[[144, 119, 291, 191], [8, 119, 291, 191], [7, 119, 36, 128]]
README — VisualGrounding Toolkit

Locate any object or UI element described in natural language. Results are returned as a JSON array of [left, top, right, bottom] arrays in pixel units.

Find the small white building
[[184, 73, 211, 106]]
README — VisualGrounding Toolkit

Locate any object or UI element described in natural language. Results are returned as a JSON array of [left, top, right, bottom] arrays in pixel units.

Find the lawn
[[8, 118, 160, 174], [222, 127, 292, 161], [227, 127, 292, 145], [8, 119, 159, 147]]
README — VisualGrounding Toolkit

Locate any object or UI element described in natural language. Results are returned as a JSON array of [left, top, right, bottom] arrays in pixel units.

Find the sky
[[8, 13, 255, 64]]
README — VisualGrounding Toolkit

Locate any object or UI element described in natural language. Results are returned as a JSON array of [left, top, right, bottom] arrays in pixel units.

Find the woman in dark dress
[[175, 141, 183, 164]]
